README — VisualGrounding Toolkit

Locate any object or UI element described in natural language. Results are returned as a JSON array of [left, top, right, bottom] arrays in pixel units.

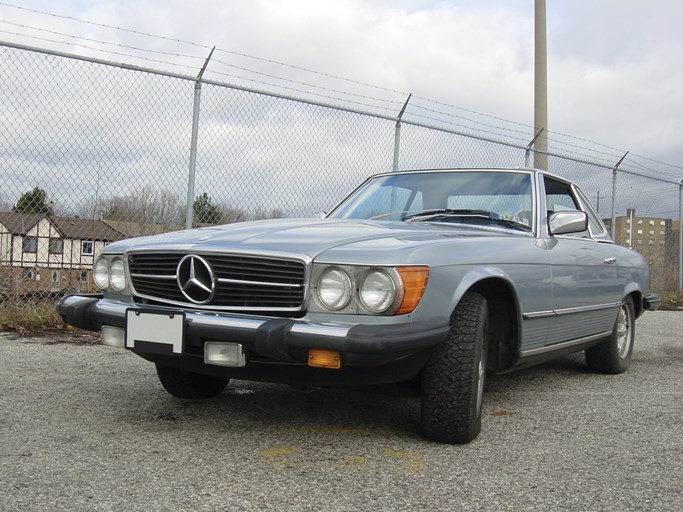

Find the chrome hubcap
[[616, 305, 632, 359]]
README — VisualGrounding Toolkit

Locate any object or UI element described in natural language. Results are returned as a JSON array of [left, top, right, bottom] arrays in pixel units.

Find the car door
[[543, 176, 622, 346]]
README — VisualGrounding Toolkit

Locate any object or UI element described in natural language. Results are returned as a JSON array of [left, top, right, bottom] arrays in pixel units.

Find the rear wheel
[[421, 291, 489, 444], [155, 364, 229, 399], [585, 296, 635, 374]]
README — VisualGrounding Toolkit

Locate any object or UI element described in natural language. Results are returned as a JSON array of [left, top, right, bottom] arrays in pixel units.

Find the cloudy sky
[[0, 0, 681, 217], [2, 0, 680, 174]]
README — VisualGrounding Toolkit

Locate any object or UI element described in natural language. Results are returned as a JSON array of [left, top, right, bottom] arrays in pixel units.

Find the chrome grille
[[128, 252, 306, 310]]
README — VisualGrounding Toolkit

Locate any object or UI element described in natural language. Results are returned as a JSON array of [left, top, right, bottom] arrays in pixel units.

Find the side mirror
[[548, 211, 588, 235]]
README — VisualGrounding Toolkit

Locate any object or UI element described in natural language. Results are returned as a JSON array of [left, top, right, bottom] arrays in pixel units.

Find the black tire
[[155, 364, 229, 399], [421, 291, 489, 444], [585, 296, 635, 374]]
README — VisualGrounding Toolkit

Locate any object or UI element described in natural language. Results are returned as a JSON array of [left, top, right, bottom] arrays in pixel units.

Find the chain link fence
[[1, 41, 681, 304]]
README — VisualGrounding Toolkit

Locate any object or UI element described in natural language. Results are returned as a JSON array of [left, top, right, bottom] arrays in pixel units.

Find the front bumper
[[643, 293, 661, 311], [58, 294, 449, 368]]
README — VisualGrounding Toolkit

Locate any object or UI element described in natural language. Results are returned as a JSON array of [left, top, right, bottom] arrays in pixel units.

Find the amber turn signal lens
[[395, 266, 429, 315], [308, 349, 341, 369]]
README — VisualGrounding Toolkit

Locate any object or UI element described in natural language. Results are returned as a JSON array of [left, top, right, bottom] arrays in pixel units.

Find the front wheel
[[155, 364, 229, 399], [421, 291, 489, 444], [585, 296, 635, 374]]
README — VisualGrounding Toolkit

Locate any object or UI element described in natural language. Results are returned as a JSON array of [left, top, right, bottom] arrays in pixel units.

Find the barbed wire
[[0, 18, 405, 111], [0, 2, 212, 49], [0, 28, 203, 73], [409, 100, 534, 139], [205, 68, 403, 115], [0, 19, 206, 61], [404, 111, 533, 146], [208, 60, 404, 109]]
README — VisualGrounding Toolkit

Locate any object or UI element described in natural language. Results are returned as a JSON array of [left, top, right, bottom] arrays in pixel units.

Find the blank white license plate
[[125, 310, 185, 355]]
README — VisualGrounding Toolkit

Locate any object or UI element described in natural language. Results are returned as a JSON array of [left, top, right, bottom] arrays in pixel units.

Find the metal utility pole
[[534, 0, 548, 170]]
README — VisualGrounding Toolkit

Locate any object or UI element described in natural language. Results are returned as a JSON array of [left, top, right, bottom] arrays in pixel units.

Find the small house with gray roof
[[0, 212, 123, 295]]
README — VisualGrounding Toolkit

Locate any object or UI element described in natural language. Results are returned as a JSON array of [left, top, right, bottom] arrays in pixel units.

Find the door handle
[[603, 257, 617, 265]]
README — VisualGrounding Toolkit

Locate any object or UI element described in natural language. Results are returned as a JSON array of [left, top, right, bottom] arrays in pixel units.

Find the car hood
[[105, 218, 521, 263]]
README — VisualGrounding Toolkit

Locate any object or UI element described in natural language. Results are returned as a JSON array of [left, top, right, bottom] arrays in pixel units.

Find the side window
[[544, 177, 580, 212], [543, 176, 589, 238], [574, 186, 609, 240]]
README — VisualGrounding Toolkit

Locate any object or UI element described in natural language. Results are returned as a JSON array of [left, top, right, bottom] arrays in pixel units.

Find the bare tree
[[0, 194, 12, 212], [220, 205, 249, 224], [251, 207, 287, 221], [102, 186, 184, 230]]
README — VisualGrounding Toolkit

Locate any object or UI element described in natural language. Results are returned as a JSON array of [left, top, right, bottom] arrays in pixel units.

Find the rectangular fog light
[[205, 342, 246, 367], [101, 325, 125, 348]]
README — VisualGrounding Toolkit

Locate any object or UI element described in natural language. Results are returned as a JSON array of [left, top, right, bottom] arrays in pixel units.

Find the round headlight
[[93, 258, 109, 290], [317, 268, 352, 310], [360, 270, 396, 313], [109, 258, 127, 292]]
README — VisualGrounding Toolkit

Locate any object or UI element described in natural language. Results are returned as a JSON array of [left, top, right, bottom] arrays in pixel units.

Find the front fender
[[447, 266, 520, 315]]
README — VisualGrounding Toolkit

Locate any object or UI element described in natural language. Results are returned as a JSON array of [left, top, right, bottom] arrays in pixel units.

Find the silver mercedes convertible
[[58, 168, 659, 443]]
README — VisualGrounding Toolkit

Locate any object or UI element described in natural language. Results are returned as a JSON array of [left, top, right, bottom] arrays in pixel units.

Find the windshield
[[329, 170, 534, 231]]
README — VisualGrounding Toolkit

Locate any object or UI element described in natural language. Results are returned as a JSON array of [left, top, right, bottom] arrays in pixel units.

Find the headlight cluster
[[93, 255, 129, 293], [311, 264, 429, 315]]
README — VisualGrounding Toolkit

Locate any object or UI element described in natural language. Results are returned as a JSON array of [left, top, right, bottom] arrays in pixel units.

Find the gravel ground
[[0, 311, 681, 511]]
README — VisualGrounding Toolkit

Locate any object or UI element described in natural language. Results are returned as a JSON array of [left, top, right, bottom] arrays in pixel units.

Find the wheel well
[[469, 279, 519, 372]]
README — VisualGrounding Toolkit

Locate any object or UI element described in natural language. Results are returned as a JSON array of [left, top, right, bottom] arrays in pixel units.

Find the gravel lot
[[1, 311, 682, 512]]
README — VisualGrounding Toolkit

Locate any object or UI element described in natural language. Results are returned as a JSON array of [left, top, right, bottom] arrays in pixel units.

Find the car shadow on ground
[[113, 352, 595, 441]]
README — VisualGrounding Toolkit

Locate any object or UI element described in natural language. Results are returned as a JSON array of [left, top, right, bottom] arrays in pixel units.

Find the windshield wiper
[[484, 218, 531, 231], [403, 209, 531, 231], [403, 209, 495, 222]]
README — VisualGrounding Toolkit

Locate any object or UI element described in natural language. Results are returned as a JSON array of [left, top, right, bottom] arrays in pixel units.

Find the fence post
[[392, 94, 411, 172], [184, 47, 215, 230], [610, 152, 628, 240], [524, 129, 544, 168]]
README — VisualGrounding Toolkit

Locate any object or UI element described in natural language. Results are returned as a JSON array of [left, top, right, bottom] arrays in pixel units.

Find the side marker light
[[308, 349, 341, 369]]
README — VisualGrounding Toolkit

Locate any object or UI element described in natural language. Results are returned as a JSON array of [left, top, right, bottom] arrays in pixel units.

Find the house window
[[82, 241, 94, 255], [49, 238, 63, 254], [649, 230, 655, 236], [637, 220, 643, 225], [637, 229, 643, 235], [649, 220, 655, 226], [23, 236, 37, 253], [78, 271, 88, 282], [660, 220, 666, 226], [22, 268, 36, 280], [51, 271, 60, 283]]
